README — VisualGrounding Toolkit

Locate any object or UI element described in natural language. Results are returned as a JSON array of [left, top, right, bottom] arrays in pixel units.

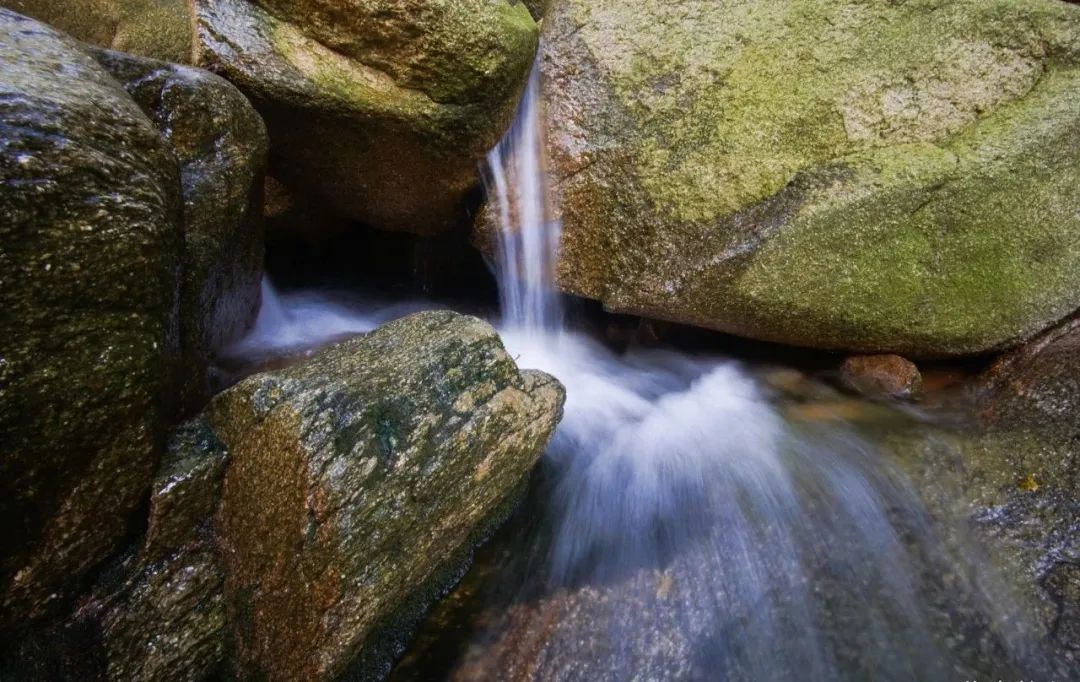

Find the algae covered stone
[[193, 0, 538, 234], [542, 0, 1080, 356], [208, 311, 563, 680], [0, 0, 195, 63], [0, 9, 182, 625]]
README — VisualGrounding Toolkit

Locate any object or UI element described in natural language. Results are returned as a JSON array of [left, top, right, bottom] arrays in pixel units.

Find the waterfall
[[485, 64, 563, 333]]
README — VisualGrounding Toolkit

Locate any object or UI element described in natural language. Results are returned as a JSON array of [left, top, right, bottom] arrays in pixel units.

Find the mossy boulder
[[0, 9, 182, 625], [542, 0, 1080, 356], [192, 0, 538, 234], [95, 49, 269, 411], [209, 311, 562, 680], [0, 0, 194, 63]]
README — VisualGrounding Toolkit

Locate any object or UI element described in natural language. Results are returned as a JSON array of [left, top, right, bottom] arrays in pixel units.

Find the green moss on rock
[[0, 0, 194, 63], [543, 0, 1080, 356]]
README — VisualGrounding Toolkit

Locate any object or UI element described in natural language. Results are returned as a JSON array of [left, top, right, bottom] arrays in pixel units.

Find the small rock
[[840, 354, 922, 400]]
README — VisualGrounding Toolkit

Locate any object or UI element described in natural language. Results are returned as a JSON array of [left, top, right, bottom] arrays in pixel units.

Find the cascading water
[[223, 59, 1054, 682], [413, 59, 1052, 681], [485, 64, 563, 333]]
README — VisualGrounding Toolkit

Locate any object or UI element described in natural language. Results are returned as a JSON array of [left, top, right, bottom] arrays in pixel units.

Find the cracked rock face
[[540, 0, 1080, 357]]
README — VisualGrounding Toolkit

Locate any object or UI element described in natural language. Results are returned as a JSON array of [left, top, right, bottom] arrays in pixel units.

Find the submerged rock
[[192, 0, 538, 234], [0, 0, 195, 63], [95, 49, 268, 411], [840, 354, 922, 401], [541, 0, 1080, 356], [209, 310, 563, 680], [879, 323, 1080, 672], [0, 9, 182, 625]]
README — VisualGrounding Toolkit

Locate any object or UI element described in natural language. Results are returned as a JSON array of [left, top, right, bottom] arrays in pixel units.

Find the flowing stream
[[228, 64, 1052, 681]]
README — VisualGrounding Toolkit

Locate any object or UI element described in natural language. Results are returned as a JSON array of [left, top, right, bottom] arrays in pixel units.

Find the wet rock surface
[[95, 48, 268, 411], [978, 314, 1080, 431], [540, 0, 1080, 356], [209, 310, 563, 680], [0, 9, 183, 625], [0, 421, 230, 682]]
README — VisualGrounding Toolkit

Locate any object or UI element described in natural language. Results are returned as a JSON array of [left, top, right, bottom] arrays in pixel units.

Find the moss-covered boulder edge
[[542, 0, 1080, 357]]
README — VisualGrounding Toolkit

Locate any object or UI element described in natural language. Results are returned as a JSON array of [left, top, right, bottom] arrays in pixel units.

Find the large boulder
[[210, 310, 563, 680], [542, 0, 1080, 356], [94, 49, 269, 411], [192, 0, 538, 234], [0, 0, 195, 63], [2, 312, 564, 680], [0, 10, 182, 625]]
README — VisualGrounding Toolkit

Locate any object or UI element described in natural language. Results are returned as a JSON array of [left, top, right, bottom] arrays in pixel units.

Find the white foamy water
[[224, 279, 436, 358]]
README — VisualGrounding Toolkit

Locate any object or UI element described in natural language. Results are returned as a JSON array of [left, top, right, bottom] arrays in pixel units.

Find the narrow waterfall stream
[[225, 64, 1054, 682]]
